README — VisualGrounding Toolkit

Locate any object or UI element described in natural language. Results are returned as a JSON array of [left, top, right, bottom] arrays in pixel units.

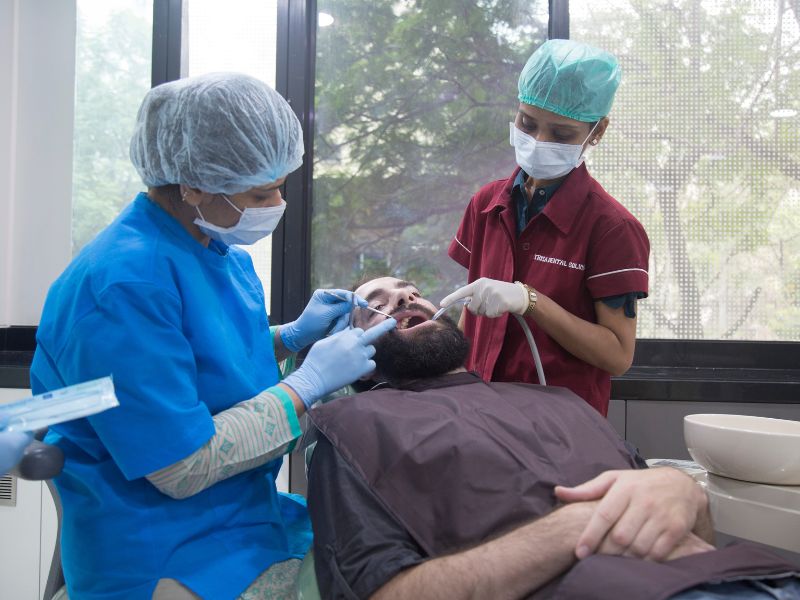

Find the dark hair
[[371, 316, 469, 385]]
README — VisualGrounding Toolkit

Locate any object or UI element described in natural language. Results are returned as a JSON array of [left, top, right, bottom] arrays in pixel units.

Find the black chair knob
[[11, 440, 65, 480]]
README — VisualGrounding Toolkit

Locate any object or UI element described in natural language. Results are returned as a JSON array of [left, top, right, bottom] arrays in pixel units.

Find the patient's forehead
[[355, 277, 419, 300]]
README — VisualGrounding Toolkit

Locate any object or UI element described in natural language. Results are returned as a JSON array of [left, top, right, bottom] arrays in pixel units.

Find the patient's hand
[[664, 532, 715, 561], [555, 468, 708, 562]]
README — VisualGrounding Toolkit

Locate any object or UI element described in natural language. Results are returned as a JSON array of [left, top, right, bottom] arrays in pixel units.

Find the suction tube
[[513, 314, 546, 386]]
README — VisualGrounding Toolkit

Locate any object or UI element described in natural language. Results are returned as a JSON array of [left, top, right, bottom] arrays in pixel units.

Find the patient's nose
[[394, 289, 417, 308]]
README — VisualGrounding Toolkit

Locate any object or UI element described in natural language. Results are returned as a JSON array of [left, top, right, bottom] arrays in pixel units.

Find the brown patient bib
[[310, 373, 798, 599]]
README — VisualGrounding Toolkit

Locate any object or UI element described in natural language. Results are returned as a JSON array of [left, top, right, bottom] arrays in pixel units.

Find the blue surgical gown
[[31, 193, 311, 599]]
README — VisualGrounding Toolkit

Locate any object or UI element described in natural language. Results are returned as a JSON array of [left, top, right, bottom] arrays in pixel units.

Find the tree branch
[[721, 287, 762, 339]]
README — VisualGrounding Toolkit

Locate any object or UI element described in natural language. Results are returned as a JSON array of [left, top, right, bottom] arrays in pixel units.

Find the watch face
[[526, 288, 536, 314]]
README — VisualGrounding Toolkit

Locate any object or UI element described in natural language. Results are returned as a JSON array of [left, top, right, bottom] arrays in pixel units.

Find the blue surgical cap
[[130, 72, 303, 194], [518, 39, 621, 123]]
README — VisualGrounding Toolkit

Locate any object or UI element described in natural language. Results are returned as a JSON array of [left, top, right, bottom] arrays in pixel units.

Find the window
[[571, 0, 800, 340], [72, 1, 282, 307], [182, 0, 285, 487], [72, 0, 153, 254], [184, 0, 280, 301], [312, 0, 548, 298]]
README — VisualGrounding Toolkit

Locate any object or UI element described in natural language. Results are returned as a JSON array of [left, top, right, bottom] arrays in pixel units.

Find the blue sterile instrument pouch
[[0, 376, 118, 433]]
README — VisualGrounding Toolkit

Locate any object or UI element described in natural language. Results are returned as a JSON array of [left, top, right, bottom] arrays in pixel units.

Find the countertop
[[0, 327, 36, 389], [611, 340, 800, 403], [2, 331, 799, 403]]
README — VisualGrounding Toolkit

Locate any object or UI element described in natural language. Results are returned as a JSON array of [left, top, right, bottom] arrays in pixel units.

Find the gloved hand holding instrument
[[283, 317, 397, 409], [438, 277, 546, 385], [280, 288, 367, 352]]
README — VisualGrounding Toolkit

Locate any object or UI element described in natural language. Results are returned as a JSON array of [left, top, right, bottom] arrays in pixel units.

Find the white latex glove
[[440, 278, 528, 318]]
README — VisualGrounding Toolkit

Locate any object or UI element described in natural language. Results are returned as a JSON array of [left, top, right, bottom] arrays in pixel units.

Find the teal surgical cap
[[518, 39, 621, 123], [130, 72, 303, 194]]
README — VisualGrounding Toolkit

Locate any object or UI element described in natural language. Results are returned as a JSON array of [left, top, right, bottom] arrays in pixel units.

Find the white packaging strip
[[0, 376, 119, 432]]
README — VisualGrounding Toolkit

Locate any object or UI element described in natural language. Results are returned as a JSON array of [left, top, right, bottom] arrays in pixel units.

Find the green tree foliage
[[312, 0, 800, 340], [72, 4, 152, 254], [312, 0, 547, 296]]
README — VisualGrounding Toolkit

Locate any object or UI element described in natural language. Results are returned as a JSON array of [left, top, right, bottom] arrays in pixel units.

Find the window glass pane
[[72, 0, 153, 255], [312, 0, 548, 300], [185, 0, 279, 303], [572, 0, 800, 340]]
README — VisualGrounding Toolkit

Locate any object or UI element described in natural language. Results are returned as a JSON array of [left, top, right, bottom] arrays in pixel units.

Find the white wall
[[0, 0, 76, 326], [0, 387, 59, 600]]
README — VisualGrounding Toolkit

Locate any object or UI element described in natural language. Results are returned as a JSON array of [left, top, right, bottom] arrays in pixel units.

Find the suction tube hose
[[513, 314, 546, 386]]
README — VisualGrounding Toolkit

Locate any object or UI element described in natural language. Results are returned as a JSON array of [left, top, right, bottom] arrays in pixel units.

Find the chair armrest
[[10, 440, 64, 480]]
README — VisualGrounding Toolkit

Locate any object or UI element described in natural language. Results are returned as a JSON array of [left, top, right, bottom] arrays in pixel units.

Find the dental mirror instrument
[[324, 290, 394, 319]]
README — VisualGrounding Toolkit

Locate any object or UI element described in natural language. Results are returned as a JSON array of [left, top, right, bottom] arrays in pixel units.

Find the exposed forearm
[[692, 489, 715, 544], [371, 502, 595, 600], [272, 325, 294, 363], [146, 386, 302, 499], [529, 292, 632, 376]]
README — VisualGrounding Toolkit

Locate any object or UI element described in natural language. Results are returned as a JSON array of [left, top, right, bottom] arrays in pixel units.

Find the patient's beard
[[372, 310, 470, 384]]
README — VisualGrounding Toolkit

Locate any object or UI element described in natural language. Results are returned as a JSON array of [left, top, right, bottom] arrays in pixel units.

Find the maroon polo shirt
[[448, 164, 650, 416]]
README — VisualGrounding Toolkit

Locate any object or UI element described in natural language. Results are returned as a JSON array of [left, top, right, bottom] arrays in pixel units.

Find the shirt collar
[[482, 164, 594, 235], [482, 167, 523, 214], [541, 163, 593, 235], [512, 168, 527, 191], [512, 170, 563, 201], [136, 193, 231, 259]]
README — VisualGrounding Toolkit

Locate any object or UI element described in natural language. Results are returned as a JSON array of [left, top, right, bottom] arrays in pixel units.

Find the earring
[[182, 191, 188, 201], [590, 139, 599, 146]]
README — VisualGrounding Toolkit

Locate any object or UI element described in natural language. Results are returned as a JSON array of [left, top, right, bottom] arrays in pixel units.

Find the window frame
[[148, 0, 800, 403], [152, 0, 184, 87]]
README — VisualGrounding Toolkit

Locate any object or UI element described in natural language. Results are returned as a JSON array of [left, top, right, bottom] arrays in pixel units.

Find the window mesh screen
[[572, 0, 800, 340]]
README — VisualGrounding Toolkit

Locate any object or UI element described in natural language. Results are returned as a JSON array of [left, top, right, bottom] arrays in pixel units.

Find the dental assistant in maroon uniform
[[442, 40, 650, 417]]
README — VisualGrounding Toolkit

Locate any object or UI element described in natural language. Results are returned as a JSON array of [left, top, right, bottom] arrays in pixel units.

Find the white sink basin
[[684, 414, 800, 485]]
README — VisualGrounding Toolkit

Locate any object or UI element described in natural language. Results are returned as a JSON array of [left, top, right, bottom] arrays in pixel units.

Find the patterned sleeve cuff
[[268, 385, 303, 440]]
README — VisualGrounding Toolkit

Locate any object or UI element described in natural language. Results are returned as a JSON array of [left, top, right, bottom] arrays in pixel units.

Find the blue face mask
[[193, 194, 286, 245]]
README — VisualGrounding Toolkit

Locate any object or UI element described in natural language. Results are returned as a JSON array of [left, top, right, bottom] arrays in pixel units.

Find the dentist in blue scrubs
[[30, 73, 395, 600]]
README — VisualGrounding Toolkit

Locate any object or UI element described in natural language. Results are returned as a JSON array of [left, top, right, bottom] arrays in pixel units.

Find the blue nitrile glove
[[0, 424, 33, 475], [283, 317, 396, 409], [280, 289, 368, 353]]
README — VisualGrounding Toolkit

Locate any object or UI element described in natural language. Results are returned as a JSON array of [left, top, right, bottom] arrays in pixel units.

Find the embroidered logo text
[[534, 254, 585, 271]]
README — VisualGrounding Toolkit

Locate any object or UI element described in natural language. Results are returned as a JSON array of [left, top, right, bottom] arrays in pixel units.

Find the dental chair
[[296, 551, 321, 599], [10, 432, 66, 600]]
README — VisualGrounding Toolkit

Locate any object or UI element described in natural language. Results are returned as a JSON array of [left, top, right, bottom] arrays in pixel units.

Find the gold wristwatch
[[515, 281, 537, 317]]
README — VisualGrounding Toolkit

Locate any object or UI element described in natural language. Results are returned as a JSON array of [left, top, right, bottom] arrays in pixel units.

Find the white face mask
[[193, 194, 286, 246], [509, 121, 599, 180]]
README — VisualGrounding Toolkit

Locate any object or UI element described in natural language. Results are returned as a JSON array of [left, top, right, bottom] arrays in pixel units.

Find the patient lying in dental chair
[[306, 277, 800, 600]]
